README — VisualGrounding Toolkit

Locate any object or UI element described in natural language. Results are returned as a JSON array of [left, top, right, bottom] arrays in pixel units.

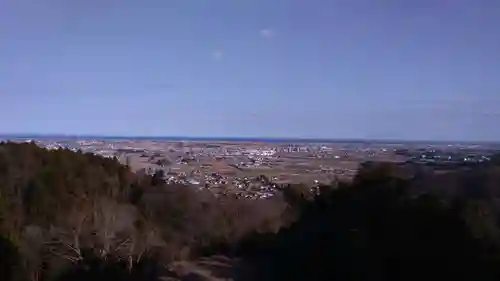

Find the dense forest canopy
[[2, 141, 500, 281]]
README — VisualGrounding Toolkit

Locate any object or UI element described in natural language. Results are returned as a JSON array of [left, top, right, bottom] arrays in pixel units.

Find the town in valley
[[2, 136, 499, 200]]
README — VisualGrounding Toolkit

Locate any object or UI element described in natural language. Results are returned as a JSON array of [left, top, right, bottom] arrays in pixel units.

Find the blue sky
[[1, 0, 499, 141]]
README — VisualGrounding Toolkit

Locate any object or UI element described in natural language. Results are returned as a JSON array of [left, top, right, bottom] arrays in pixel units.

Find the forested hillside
[[237, 161, 500, 280], [2, 141, 500, 281], [0, 142, 285, 281]]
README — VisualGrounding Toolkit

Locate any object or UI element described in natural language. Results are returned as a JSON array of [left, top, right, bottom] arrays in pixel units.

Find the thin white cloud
[[259, 28, 275, 38], [212, 50, 224, 60]]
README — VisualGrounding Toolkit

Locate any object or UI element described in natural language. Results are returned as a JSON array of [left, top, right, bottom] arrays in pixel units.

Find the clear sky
[[1, 0, 499, 141]]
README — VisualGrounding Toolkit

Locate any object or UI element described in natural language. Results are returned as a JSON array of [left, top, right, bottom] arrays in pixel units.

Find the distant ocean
[[0, 134, 372, 144], [0, 134, 499, 145]]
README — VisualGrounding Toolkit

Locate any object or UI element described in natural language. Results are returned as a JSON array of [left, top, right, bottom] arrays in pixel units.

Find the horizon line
[[0, 133, 499, 144]]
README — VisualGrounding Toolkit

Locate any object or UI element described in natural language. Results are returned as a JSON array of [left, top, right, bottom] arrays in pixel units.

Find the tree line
[[2, 141, 500, 280]]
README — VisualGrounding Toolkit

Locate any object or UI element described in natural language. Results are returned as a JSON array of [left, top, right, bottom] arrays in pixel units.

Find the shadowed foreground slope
[[236, 162, 500, 280], [2, 142, 500, 280]]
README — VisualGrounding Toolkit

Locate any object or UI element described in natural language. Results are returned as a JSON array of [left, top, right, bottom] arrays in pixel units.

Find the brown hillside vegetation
[[0, 142, 285, 281], [2, 141, 500, 280]]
